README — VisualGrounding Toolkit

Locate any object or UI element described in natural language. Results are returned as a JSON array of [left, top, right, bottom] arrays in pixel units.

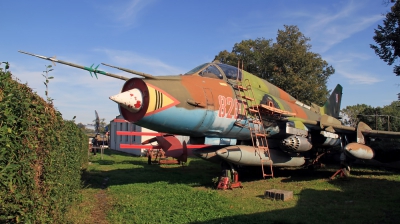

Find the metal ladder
[[234, 78, 274, 178]]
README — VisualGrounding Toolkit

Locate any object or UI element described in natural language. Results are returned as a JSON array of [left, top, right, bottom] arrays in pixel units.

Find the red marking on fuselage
[[134, 101, 141, 108], [287, 102, 307, 119], [218, 95, 226, 117], [218, 95, 238, 119], [226, 97, 234, 119], [130, 93, 133, 97]]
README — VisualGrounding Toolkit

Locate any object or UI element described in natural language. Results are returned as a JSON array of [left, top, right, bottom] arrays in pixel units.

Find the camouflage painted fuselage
[[119, 62, 332, 141], [20, 51, 400, 173]]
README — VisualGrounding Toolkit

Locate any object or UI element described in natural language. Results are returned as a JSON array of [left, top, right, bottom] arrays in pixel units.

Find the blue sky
[[1, 0, 398, 125]]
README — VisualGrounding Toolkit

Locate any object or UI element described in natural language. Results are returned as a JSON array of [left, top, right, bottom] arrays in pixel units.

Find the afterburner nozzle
[[109, 88, 143, 113]]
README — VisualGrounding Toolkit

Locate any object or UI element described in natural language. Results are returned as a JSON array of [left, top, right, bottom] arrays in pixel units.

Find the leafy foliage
[[92, 117, 108, 134], [371, 0, 400, 76], [341, 101, 400, 131], [0, 67, 88, 223], [42, 65, 54, 104], [341, 104, 375, 128], [215, 25, 335, 105]]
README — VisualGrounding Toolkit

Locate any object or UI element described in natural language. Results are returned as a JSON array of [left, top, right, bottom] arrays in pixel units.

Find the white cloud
[[324, 51, 383, 85], [105, 0, 155, 27], [324, 52, 372, 64], [303, 1, 383, 52], [95, 48, 186, 75], [221, 1, 383, 53], [339, 70, 382, 85]]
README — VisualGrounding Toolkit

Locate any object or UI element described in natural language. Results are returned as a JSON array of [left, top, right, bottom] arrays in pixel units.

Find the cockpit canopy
[[185, 62, 242, 81]]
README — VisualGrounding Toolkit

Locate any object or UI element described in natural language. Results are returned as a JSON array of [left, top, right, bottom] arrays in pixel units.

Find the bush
[[0, 67, 88, 223]]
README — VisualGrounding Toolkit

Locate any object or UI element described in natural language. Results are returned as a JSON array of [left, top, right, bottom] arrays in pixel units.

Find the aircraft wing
[[295, 114, 400, 139], [288, 115, 400, 138]]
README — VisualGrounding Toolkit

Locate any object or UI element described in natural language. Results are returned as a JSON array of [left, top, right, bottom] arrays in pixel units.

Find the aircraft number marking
[[218, 95, 239, 119]]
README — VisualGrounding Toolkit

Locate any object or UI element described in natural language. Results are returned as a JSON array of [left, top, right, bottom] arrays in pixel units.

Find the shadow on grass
[[190, 176, 400, 224], [82, 150, 221, 189], [83, 149, 400, 223], [83, 149, 399, 187]]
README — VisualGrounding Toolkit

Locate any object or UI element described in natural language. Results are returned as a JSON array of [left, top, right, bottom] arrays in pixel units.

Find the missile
[[280, 135, 312, 152], [18, 50, 130, 81], [215, 145, 305, 167], [192, 146, 229, 163], [344, 143, 374, 160]]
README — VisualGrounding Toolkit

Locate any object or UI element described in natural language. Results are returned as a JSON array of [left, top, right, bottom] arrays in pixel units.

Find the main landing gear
[[216, 162, 243, 190], [330, 152, 351, 180]]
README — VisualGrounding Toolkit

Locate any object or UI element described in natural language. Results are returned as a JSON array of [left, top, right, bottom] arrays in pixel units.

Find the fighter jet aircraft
[[19, 51, 400, 180]]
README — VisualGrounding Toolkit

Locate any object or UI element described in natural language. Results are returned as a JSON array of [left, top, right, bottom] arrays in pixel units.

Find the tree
[[214, 25, 335, 105], [341, 104, 374, 127], [370, 0, 400, 76], [76, 122, 85, 130], [380, 101, 400, 132], [92, 118, 108, 133], [271, 25, 334, 105], [341, 101, 400, 131], [215, 38, 275, 80]]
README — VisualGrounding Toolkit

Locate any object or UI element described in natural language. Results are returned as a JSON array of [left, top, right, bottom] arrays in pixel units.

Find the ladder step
[[242, 96, 254, 101], [255, 133, 267, 138], [248, 108, 259, 113], [261, 158, 273, 162], [237, 100, 248, 105], [257, 146, 269, 150], [234, 85, 248, 91]]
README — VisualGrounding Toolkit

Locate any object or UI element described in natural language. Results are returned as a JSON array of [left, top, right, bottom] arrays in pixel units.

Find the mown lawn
[[68, 149, 400, 224]]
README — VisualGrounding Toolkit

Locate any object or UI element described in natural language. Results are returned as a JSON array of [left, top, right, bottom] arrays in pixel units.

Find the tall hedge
[[0, 67, 88, 223]]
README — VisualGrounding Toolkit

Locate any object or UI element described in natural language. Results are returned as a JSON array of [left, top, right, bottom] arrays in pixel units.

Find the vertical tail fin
[[322, 84, 343, 118]]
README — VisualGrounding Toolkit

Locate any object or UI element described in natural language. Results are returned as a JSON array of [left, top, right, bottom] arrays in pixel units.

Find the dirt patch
[[90, 189, 110, 224], [66, 177, 111, 224], [89, 177, 110, 224]]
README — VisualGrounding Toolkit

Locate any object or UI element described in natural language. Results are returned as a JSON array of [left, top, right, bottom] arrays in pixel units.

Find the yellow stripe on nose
[[145, 83, 180, 116]]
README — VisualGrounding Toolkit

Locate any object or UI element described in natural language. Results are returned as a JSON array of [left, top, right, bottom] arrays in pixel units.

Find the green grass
[[68, 149, 400, 224]]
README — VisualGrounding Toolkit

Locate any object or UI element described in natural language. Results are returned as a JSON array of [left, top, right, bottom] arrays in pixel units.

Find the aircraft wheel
[[342, 166, 350, 177]]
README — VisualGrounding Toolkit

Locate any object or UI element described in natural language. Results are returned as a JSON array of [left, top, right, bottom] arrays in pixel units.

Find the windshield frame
[[184, 62, 243, 82], [184, 63, 209, 75], [215, 63, 242, 81]]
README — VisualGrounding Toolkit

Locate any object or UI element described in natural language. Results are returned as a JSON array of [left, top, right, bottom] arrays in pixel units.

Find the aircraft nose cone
[[110, 88, 143, 113]]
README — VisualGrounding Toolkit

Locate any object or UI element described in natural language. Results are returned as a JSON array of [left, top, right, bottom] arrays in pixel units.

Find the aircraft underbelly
[[136, 106, 252, 139], [206, 112, 250, 138], [136, 107, 209, 136]]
